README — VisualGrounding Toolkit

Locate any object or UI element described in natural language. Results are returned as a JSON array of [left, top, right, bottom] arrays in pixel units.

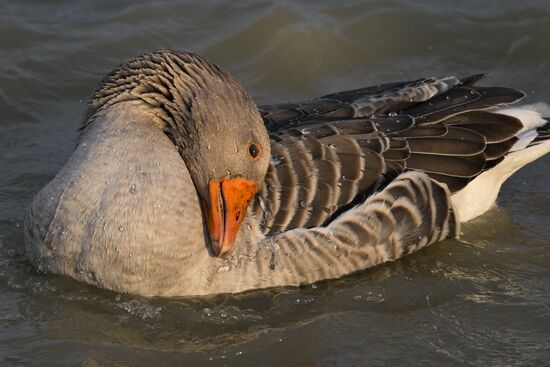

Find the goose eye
[[247, 143, 262, 161]]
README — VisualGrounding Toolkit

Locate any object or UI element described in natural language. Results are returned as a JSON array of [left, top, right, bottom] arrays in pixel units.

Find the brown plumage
[[24, 50, 550, 296], [254, 75, 525, 235]]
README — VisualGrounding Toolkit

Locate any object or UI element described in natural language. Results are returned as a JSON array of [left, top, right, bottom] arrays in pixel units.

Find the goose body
[[24, 50, 550, 296]]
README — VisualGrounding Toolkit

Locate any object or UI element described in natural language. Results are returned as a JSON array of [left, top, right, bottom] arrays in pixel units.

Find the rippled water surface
[[1, 1, 550, 365]]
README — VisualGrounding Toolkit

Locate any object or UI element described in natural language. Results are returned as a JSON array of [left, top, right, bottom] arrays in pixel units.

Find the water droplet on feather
[[271, 156, 283, 165]]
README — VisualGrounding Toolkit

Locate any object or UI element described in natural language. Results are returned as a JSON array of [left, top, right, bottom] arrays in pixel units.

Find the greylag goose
[[24, 50, 550, 296]]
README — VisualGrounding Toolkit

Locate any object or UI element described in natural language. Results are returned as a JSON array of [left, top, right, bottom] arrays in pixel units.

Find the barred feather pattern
[[81, 49, 253, 153], [261, 76, 461, 131], [252, 75, 526, 237], [210, 171, 458, 292], [24, 50, 548, 296]]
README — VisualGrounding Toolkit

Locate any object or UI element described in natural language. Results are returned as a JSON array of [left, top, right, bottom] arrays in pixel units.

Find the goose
[[24, 50, 550, 297]]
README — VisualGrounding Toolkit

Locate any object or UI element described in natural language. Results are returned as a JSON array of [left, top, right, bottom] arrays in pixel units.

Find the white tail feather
[[496, 103, 549, 151], [451, 104, 550, 222]]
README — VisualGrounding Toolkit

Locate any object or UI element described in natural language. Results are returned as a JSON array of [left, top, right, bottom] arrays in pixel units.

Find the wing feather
[[253, 75, 525, 234]]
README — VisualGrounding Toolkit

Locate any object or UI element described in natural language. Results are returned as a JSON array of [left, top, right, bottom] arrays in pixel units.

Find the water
[[1, 0, 549, 365]]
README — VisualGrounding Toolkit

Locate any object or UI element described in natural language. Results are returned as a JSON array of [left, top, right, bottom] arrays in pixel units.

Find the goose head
[[86, 50, 271, 257]]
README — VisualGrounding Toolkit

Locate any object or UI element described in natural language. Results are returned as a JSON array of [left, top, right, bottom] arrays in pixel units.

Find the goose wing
[[254, 75, 525, 235], [222, 172, 458, 292]]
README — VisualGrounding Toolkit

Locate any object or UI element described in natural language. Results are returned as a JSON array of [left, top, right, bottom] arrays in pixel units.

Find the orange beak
[[203, 177, 257, 257]]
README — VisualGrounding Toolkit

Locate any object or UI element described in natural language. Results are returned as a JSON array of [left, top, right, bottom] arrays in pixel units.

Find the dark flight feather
[[252, 75, 525, 235]]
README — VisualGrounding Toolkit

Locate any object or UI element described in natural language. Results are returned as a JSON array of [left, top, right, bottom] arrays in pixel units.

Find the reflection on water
[[1, 0, 549, 365]]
